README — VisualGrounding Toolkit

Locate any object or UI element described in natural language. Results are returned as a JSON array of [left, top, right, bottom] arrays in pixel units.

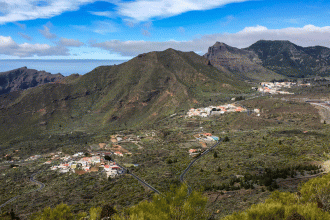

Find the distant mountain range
[[245, 40, 330, 77], [204, 42, 284, 81], [0, 67, 64, 95], [1, 40, 330, 142], [204, 40, 330, 79]]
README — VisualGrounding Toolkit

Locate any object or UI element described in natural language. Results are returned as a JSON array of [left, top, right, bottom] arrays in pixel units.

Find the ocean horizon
[[0, 59, 129, 76]]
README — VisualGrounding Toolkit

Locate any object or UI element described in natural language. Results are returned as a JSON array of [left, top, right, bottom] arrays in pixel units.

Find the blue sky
[[0, 0, 330, 59]]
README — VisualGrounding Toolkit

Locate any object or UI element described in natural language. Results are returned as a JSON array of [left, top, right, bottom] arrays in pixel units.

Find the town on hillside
[[257, 81, 311, 95], [186, 103, 260, 118]]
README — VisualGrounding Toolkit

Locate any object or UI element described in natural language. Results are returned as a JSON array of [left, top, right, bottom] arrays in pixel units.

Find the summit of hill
[[0, 48, 249, 141]]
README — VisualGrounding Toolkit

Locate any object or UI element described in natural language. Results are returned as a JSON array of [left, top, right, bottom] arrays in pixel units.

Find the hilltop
[[204, 42, 284, 81], [245, 40, 330, 77], [0, 48, 249, 144], [0, 67, 64, 95]]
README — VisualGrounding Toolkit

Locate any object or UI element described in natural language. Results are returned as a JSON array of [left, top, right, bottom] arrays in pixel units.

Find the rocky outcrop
[[0, 67, 64, 95], [204, 42, 283, 81]]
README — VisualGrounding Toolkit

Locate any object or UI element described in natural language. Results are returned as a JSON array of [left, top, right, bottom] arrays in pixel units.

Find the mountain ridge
[[245, 40, 330, 77], [203, 42, 285, 81], [0, 48, 249, 143], [0, 67, 64, 95]]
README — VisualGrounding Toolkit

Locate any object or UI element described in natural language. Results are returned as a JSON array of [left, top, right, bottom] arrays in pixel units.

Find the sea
[[0, 59, 128, 76]]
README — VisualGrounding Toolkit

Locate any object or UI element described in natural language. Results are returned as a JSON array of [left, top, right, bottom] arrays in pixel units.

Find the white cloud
[[57, 38, 84, 47], [116, 0, 249, 22], [39, 22, 57, 39], [90, 25, 330, 56], [18, 32, 33, 41], [0, 0, 251, 24], [0, 35, 69, 57], [239, 25, 268, 33], [0, 0, 96, 24]]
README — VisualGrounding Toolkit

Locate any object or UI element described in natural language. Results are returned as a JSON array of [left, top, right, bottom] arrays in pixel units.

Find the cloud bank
[[0, 0, 95, 23], [0, 0, 250, 24], [91, 25, 330, 56], [116, 0, 249, 22], [0, 36, 69, 57], [58, 38, 84, 47]]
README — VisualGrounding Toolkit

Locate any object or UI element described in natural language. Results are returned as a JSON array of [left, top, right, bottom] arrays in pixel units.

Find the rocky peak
[[0, 67, 64, 95]]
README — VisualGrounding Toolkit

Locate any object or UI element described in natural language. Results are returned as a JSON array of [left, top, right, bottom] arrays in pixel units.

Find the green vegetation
[[7, 173, 330, 220], [30, 203, 87, 220], [112, 185, 208, 220], [223, 173, 330, 219], [1, 48, 330, 220]]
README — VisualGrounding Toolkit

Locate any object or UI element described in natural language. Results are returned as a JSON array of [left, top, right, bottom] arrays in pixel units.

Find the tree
[[89, 207, 102, 220], [223, 136, 230, 142], [100, 204, 117, 219], [213, 152, 218, 158], [104, 155, 112, 161], [30, 203, 86, 220]]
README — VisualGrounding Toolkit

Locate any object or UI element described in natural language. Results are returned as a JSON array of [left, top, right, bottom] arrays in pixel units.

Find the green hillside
[[245, 40, 330, 77], [0, 49, 249, 145]]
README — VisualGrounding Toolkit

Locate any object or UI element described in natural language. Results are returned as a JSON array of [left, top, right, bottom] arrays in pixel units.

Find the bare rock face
[[204, 42, 282, 81], [0, 67, 64, 95]]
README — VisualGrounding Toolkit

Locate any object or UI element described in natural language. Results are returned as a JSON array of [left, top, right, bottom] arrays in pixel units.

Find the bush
[[30, 203, 87, 220], [112, 185, 208, 220], [222, 173, 330, 220]]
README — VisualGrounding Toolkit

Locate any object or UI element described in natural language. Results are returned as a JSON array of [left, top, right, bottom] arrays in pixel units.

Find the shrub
[[112, 185, 208, 220], [222, 173, 330, 220]]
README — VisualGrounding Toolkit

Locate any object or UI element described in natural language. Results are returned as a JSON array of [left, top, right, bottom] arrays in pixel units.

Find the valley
[[1, 42, 330, 219]]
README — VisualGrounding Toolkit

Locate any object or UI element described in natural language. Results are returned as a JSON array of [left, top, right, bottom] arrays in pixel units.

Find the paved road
[[180, 139, 223, 195], [0, 170, 44, 209], [110, 153, 163, 196], [309, 102, 330, 111]]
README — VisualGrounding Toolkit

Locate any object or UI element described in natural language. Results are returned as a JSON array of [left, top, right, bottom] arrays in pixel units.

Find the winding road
[[110, 153, 164, 196], [180, 139, 223, 195], [0, 170, 45, 209], [309, 102, 330, 111]]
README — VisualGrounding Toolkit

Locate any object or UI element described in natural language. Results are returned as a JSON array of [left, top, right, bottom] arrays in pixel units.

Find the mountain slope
[[245, 40, 330, 77], [0, 49, 249, 142], [204, 42, 284, 81], [0, 67, 64, 95]]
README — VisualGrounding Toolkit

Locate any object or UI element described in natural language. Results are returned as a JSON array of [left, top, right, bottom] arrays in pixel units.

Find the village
[[257, 81, 310, 95], [186, 103, 260, 118], [48, 152, 125, 179]]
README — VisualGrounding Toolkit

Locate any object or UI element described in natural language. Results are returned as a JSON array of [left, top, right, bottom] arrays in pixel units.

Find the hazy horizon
[[0, 59, 128, 76]]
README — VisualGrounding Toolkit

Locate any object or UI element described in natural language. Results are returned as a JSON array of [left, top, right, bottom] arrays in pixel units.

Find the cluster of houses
[[48, 152, 125, 178], [186, 104, 253, 118], [186, 133, 220, 157], [194, 133, 219, 143], [257, 81, 311, 95]]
